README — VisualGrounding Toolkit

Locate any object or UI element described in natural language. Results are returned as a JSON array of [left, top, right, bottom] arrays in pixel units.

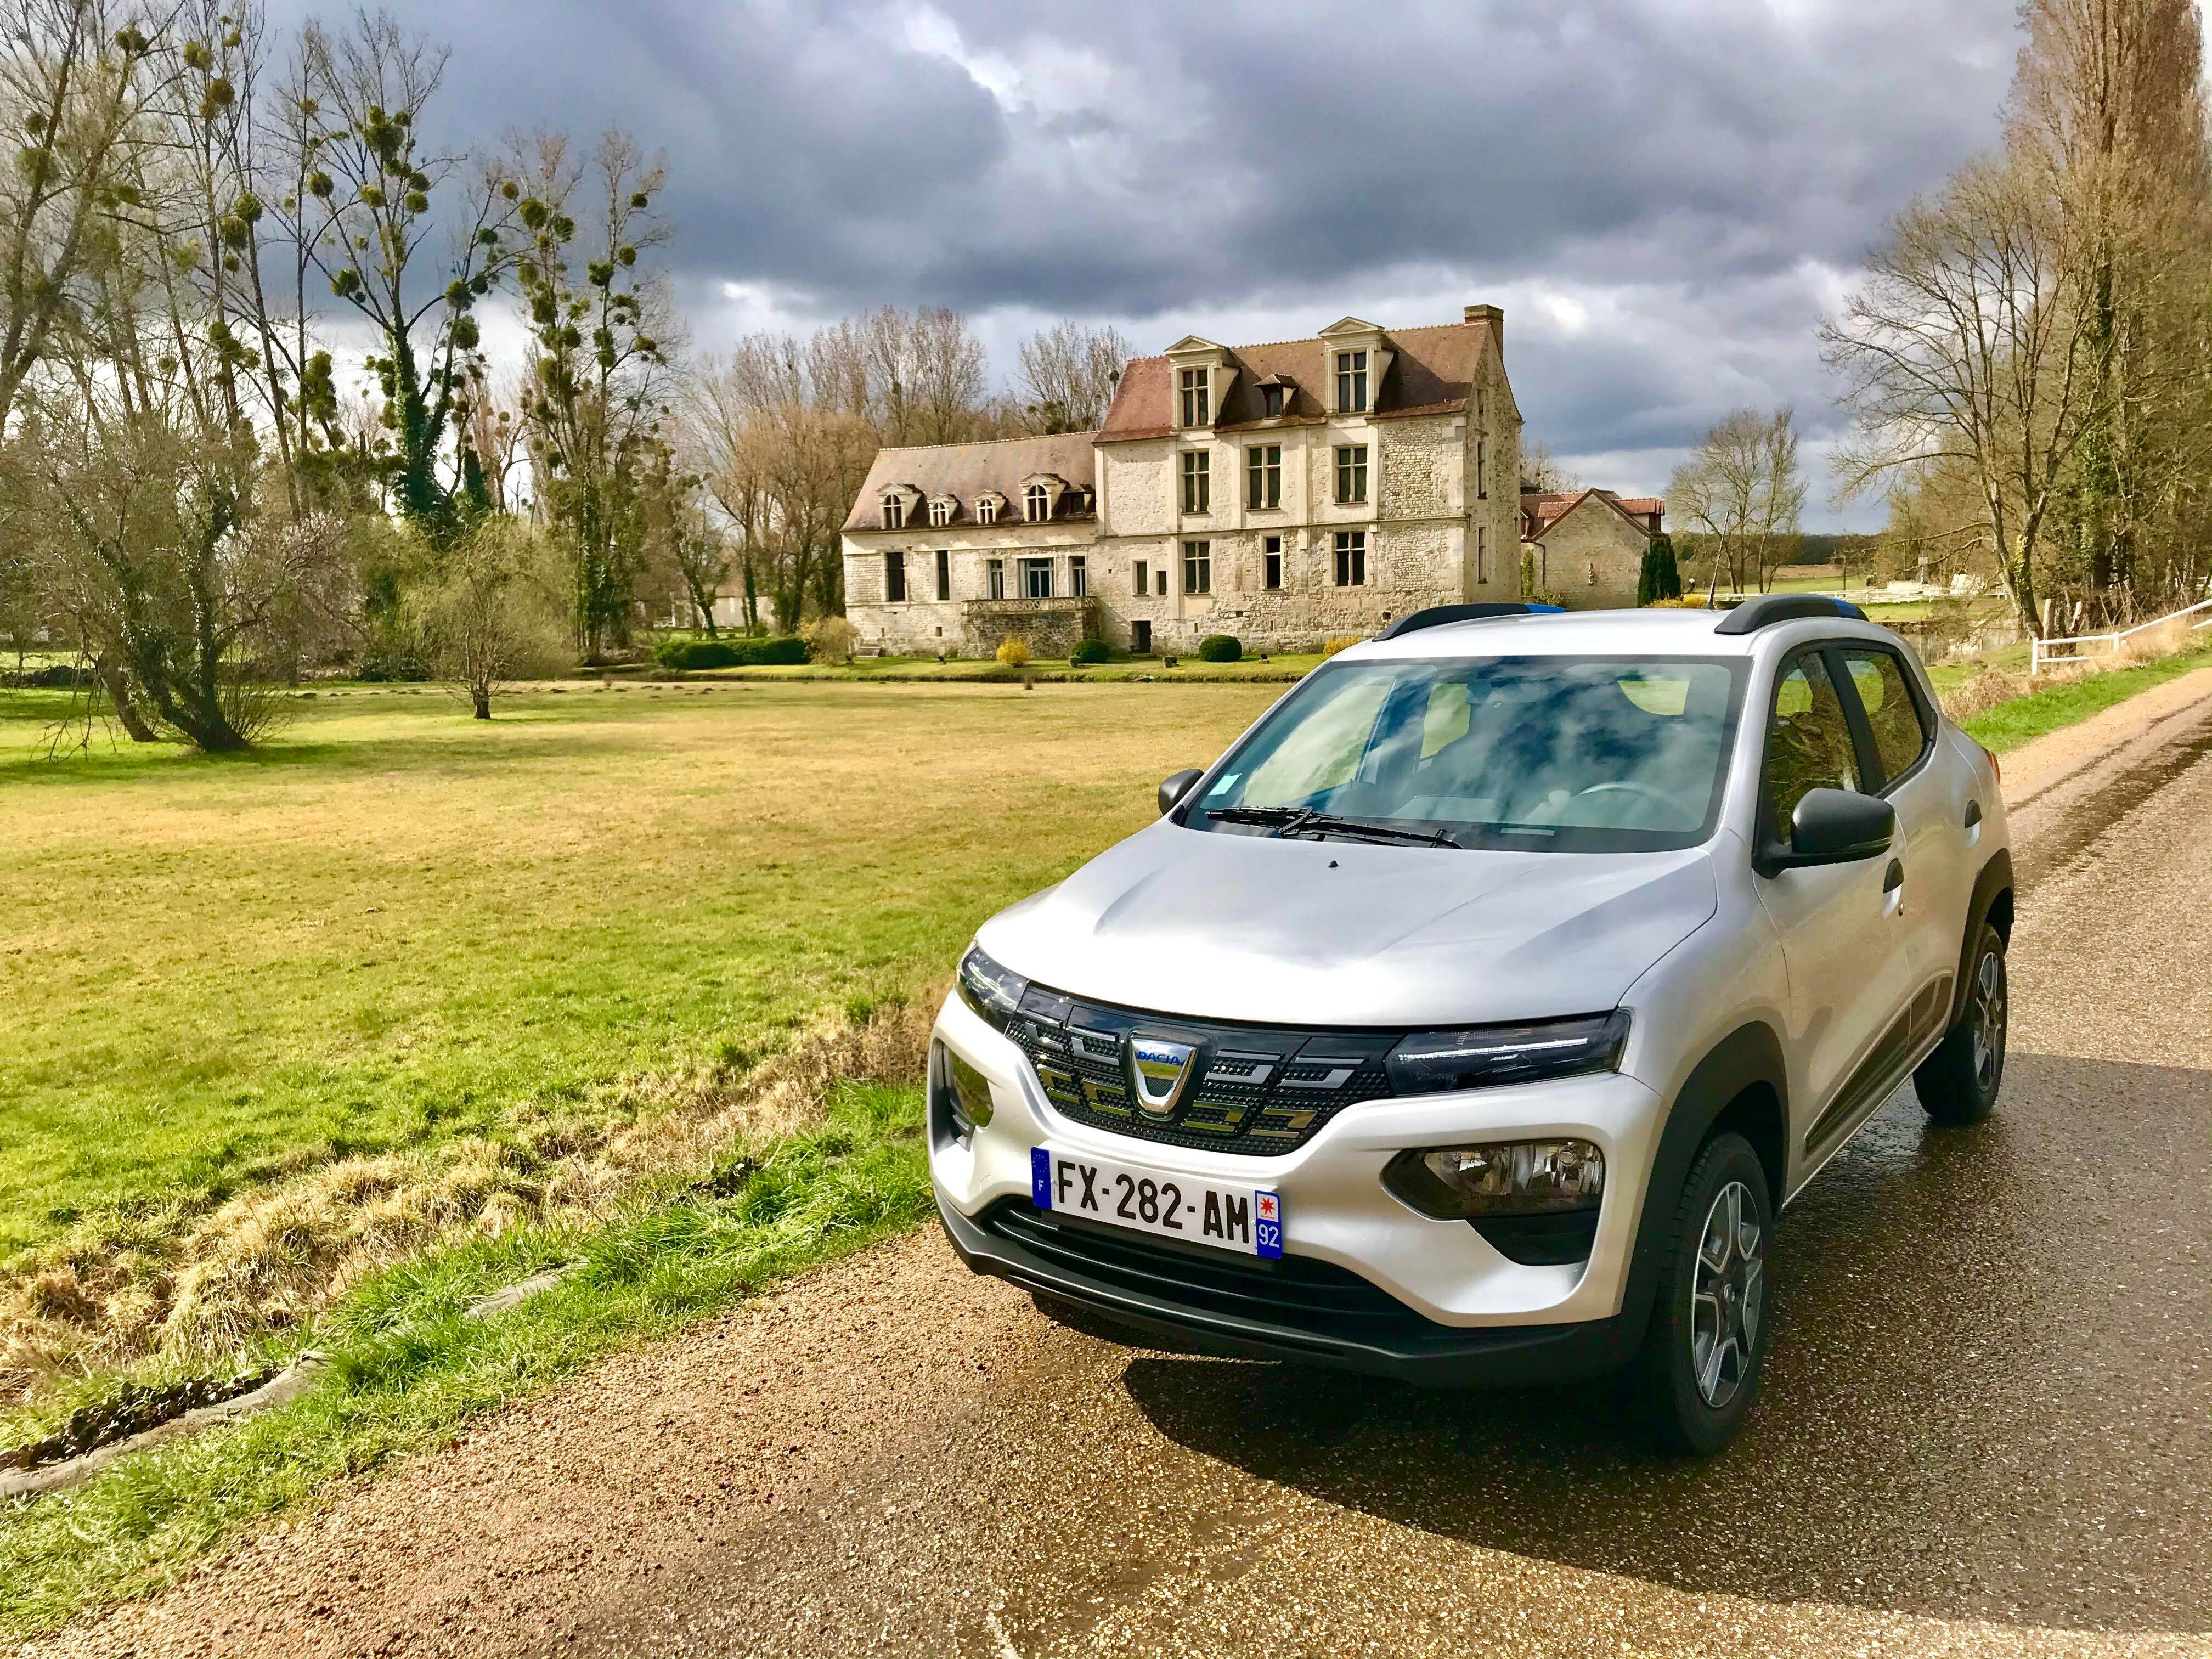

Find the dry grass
[[0, 997, 935, 1400]]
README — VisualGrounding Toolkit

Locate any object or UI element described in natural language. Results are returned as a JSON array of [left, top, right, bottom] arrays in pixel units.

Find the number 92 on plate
[[1031, 1146, 1283, 1259]]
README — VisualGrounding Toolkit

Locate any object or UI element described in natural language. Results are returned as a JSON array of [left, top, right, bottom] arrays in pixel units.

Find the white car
[[928, 597, 2014, 1452]]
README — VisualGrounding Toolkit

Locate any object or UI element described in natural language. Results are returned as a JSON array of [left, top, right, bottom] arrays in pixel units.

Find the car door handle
[[1882, 859, 1906, 916], [1963, 799, 1982, 830]]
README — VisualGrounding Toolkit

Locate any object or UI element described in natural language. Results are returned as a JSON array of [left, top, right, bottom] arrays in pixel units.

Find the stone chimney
[[1464, 303, 1503, 351]]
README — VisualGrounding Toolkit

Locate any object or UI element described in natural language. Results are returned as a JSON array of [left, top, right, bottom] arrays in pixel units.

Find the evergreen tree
[[1638, 534, 1684, 605]]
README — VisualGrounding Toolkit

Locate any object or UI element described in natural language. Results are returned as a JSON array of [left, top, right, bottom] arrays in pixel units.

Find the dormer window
[[1335, 350, 1369, 414], [881, 492, 906, 529], [1024, 482, 1050, 522], [1261, 385, 1285, 419], [1179, 367, 1210, 427], [928, 498, 953, 528], [977, 495, 1001, 525]]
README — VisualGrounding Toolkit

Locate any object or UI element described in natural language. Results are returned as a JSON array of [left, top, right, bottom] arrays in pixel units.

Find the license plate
[[1031, 1146, 1282, 1259]]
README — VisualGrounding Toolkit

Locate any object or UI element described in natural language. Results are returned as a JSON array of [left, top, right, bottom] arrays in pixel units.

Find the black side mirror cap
[[1158, 768, 1204, 817], [1760, 787, 1895, 874]]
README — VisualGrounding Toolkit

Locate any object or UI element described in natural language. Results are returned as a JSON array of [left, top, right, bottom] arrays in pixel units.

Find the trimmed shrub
[[1322, 635, 1362, 657], [1197, 634, 1242, 663], [651, 636, 806, 670], [805, 616, 859, 665], [1069, 639, 1110, 665], [1, 663, 92, 689], [1637, 534, 1684, 605], [995, 637, 1030, 668]]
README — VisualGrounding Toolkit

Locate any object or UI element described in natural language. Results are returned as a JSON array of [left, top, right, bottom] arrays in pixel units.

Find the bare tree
[[406, 514, 562, 718], [1824, 153, 2114, 636], [1015, 319, 1131, 432], [1668, 407, 1805, 593], [862, 305, 984, 445], [1520, 440, 1581, 494]]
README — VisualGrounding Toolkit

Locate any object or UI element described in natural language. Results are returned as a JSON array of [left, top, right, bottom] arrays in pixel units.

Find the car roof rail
[[1711, 594, 1868, 635], [1373, 602, 1565, 641]]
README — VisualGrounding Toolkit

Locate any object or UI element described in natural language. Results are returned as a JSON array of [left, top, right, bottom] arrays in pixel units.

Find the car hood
[[978, 822, 1719, 1029]]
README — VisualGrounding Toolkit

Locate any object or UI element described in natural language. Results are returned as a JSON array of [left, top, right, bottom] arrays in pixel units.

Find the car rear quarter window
[[1838, 647, 1932, 785]]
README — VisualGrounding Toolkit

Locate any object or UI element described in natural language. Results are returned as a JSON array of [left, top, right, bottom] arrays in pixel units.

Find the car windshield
[[1187, 654, 1746, 853]]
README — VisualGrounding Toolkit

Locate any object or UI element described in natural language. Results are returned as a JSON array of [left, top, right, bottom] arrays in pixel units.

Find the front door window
[[1021, 557, 1053, 599]]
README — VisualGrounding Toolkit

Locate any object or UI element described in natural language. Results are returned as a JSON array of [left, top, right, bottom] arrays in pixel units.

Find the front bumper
[[930, 990, 1672, 1377], [941, 1195, 1639, 1387]]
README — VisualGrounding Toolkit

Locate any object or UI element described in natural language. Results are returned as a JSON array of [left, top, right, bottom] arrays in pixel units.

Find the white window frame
[[1023, 483, 1049, 523], [1181, 450, 1210, 515], [881, 493, 906, 529], [1182, 539, 1211, 595], [977, 496, 1000, 526], [1262, 533, 1283, 590], [1335, 349, 1368, 414], [1178, 366, 1211, 427], [987, 557, 1006, 600], [1333, 529, 1367, 586], [1069, 555, 1088, 599], [1335, 444, 1369, 505], [883, 550, 906, 603], [1246, 444, 1280, 511]]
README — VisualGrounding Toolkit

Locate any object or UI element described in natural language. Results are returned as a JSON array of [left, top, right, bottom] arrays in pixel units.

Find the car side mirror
[[1158, 768, 1204, 817], [1765, 787, 1894, 873]]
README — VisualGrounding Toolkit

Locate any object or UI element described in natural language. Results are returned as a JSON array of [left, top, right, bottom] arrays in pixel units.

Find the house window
[[881, 493, 906, 529], [935, 549, 951, 601], [1069, 555, 1087, 598], [928, 498, 952, 527], [1476, 438, 1487, 499], [883, 551, 906, 603], [1181, 450, 1210, 514], [1023, 483, 1049, 523], [1021, 557, 1053, 599], [1263, 534, 1283, 590], [1335, 444, 1368, 505], [1335, 349, 1368, 414], [1178, 366, 1210, 427], [1133, 560, 1148, 596], [1183, 540, 1211, 595], [1475, 527, 1486, 585], [1261, 384, 1285, 419], [1246, 444, 1280, 510], [977, 496, 1000, 525], [1156, 566, 1169, 596], [1333, 531, 1367, 587], [987, 558, 1005, 600]]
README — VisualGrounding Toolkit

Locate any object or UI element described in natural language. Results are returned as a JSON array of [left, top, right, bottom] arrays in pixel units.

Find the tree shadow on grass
[[1119, 1053, 2212, 1633]]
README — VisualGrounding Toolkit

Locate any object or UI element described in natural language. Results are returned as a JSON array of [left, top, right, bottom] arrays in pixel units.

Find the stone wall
[[1527, 499, 1650, 610], [963, 597, 1096, 657]]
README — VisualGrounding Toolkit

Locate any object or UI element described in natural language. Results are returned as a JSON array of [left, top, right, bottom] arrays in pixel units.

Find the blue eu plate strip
[[1031, 1147, 1052, 1210], [1255, 1189, 1283, 1260]]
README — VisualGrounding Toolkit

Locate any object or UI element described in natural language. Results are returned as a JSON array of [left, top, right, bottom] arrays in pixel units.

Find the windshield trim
[[1176, 652, 1751, 855]]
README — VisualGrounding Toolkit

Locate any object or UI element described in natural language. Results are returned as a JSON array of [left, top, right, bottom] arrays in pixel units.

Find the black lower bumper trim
[[940, 1197, 1636, 1388]]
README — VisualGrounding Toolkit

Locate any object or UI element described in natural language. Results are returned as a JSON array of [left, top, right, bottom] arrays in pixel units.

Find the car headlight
[[1384, 1009, 1629, 1094], [1383, 1138, 1606, 1220], [956, 943, 1028, 1030]]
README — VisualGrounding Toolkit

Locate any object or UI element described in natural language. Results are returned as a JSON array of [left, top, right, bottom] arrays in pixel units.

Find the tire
[[1633, 1132, 1773, 1455], [1914, 922, 2007, 1125]]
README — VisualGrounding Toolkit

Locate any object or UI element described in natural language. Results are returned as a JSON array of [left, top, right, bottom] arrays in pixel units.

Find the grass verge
[[0, 1081, 929, 1639], [1958, 641, 2212, 753]]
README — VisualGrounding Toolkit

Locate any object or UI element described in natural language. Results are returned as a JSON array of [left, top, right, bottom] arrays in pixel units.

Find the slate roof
[[1097, 317, 1499, 442], [843, 431, 1099, 532], [1521, 488, 1666, 538]]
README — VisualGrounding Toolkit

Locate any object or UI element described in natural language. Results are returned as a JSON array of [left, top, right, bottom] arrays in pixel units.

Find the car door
[[1833, 643, 1959, 1000], [1752, 645, 1921, 1166]]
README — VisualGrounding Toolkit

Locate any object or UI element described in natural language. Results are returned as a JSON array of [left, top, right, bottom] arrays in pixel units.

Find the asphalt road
[[48, 697, 2212, 1659]]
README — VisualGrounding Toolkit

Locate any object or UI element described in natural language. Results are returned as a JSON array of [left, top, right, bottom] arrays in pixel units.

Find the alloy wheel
[[1968, 948, 2007, 1091], [1690, 1180, 1764, 1409]]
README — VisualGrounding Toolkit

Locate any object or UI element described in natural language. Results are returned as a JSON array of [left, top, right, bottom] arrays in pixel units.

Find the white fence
[[2031, 596, 2212, 674]]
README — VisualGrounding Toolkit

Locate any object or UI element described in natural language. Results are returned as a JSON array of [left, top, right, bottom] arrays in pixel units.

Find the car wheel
[[1634, 1131, 1773, 1455], [1913, 921, 2007, 1126]]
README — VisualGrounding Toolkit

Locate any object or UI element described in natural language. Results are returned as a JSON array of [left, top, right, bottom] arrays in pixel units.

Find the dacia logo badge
[[1126, 1035, 1198, 1117]]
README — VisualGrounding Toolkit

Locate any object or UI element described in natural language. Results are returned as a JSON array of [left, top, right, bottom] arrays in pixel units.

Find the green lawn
[[666, 650, 1325, 682]]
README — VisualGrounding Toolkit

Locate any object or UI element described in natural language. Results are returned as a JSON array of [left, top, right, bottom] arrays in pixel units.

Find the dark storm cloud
[[264, 0, 2022, 519]]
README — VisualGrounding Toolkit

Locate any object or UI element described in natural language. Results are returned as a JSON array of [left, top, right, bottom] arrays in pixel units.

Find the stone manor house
[[839, 306, 1662, 657]]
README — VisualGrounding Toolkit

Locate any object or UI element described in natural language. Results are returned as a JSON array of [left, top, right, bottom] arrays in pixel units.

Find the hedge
[[1197, 634, 1243, 663], [652, 636, 808, 670]]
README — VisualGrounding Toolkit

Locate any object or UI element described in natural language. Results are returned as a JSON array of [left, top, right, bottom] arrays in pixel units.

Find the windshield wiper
[[1205, 806, 1463, 849]]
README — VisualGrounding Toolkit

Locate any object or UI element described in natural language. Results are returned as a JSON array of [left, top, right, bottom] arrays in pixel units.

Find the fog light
[[930, 1040, 995, 1147], [1383, 1138, 1605, 1219]]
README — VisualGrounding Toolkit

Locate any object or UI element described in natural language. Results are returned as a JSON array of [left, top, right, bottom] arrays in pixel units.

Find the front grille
[[1003, 986, 1399, 1156]]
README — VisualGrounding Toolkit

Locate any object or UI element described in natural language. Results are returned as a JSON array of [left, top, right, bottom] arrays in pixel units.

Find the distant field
[[0, 679, 1284, 1259]]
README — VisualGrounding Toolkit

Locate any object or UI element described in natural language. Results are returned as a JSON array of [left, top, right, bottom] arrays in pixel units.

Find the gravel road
[[40, 683, 2212, 1659]]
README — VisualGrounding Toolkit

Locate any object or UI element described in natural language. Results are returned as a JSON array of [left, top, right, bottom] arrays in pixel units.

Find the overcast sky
[[269, 0, 2030, 529]]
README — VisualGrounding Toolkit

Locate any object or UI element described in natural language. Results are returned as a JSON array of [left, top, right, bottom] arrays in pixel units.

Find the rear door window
[[1836, 646, 1932, 788]]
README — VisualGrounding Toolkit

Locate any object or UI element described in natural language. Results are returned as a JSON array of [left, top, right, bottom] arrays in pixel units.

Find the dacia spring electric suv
[[928, 596, 2013, 1452]]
